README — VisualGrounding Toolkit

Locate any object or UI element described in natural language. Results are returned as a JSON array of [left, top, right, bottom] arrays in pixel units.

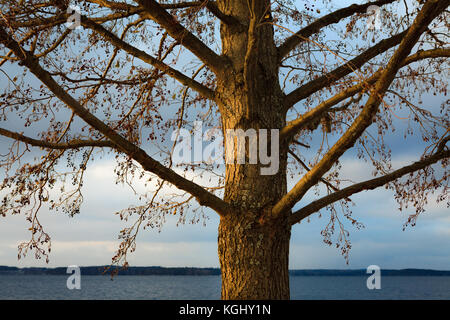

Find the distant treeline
[[0, 266, 220, 276], [1, 266, 449, 276], [289, 269, 450, 276]]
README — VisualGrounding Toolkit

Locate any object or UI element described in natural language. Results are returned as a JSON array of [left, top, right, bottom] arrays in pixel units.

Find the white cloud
[[0, 240, 219, 268], [0, 151, 448, 271]]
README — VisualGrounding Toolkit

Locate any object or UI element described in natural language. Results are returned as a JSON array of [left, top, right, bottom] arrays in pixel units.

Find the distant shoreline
[[1, 266, 450, 276]]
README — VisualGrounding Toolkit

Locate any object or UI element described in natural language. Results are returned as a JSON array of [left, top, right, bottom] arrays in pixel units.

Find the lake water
[[0, 275, 449, 300]]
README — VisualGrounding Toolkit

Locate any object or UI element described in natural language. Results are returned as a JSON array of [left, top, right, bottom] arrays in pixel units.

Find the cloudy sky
[[0, 0, 448, 271], [0, 134, 448, 270]]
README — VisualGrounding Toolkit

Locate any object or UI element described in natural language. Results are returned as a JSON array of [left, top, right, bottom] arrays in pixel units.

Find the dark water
[[0, 275, 449, 300]]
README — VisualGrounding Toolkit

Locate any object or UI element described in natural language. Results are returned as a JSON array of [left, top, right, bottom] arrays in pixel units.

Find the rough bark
[[215, 0, 291, 299], [218, 210, 291, 299]]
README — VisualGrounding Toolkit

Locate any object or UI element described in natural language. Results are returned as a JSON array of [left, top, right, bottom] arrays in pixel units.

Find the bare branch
[[80, 16, 215, 100], [2, 8, 143, 29], [86, 0, 238, 25], [289, 149, 450, 225], [288, 149, 340, 193], [0, 26, 232, 217], [205, 2, 241, 26], [272, 0, 450, 218], [0, 127, 113, 150], [281, 48, 450, 142], [135, 0, 229, 75], [278, 0, 397, 60], [84, 0, 134, 11], [284, 29, 408, 110]]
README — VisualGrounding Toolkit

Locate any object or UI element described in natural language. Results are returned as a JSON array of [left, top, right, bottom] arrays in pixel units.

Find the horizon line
[[2, 265, 450, 272]]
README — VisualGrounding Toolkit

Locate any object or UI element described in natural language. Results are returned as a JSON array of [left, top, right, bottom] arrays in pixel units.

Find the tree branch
[[135, 0, 229, 75], [289, 149, 450, 225], [272, 0, 450, 218], [278, 0, 397, 61], [80, 16, 215, 100], [288, 149, 340, 193], [0, 26, 232, 217], [0, 128, 114, 150], [86, 0, 238, 25], [85, 0, 134, 11], [205, 2, 241, 26], [281, 48, 450, 142], [160, 1, 204, 9], [284, 30, 408, 110], [2, 8, 143, 29]]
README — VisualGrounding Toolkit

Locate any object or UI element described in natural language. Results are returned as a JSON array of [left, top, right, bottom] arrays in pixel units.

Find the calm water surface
[[0, 275, 449, 300]]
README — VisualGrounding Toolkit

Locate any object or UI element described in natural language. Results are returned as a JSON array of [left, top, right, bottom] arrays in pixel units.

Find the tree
[[0, 0, 448, 299]]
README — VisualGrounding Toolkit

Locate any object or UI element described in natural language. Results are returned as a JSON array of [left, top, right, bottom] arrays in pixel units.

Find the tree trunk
[[214, 0, 292, 299], [216, 89, 290, 299], [218, 210, 291, 299]]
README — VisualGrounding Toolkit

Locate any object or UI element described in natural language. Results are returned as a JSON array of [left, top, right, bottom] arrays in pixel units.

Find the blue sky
[[0, 0, 448, 270]]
